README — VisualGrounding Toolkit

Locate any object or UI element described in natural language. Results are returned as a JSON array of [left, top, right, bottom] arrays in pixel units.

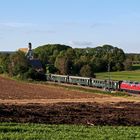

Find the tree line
[[34, 44, 132, 77], [0, 44, 136, 80], [0, 51, 45, 80]]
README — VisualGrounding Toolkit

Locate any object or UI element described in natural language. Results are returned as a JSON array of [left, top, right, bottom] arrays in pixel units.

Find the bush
[[23, 68, 46, 81]]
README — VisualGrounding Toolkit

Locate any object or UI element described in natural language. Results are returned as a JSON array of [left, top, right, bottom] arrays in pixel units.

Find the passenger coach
[[46, 74, 140, 94]]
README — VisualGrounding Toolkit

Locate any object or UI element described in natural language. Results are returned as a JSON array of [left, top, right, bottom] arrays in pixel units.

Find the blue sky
[[0, 0, 140, 53]]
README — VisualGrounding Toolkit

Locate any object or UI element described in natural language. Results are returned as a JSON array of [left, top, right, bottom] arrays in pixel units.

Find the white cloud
[[70, 41, 94, 47]]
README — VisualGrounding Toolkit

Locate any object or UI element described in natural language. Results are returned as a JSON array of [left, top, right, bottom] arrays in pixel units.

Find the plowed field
[[0, 76, 140, 125]]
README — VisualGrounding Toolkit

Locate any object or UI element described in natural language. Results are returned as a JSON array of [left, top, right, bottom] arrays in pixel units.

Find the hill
[[0, 75, 140, 125], [96, 65, 140, 81]]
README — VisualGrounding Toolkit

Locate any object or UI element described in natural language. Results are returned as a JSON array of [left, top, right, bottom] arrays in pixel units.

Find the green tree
[[80, 64, 94, 77], [46, 64, 57, 74], [123, 59, 133, 71], [9, 51, 29, 77], [55, 52, 70, 75], [34, 43, 127, 75], [0, 53, 10, 73]]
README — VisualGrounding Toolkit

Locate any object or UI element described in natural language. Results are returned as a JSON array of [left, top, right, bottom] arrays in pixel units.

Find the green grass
[[96, 70, 140, 82], [0, 123, 140, 140], [95, 64, 140, 82]]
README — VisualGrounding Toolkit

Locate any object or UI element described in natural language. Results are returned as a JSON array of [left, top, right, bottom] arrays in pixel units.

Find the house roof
[[19, 48, 28, 53], [29, 59, 42, 69]]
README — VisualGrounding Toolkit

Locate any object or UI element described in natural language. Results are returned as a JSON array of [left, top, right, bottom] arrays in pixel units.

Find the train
[[46, 74, 140, 94]]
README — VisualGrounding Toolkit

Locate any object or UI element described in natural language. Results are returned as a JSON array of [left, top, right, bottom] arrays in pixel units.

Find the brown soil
[[0, 76, 140, 125]]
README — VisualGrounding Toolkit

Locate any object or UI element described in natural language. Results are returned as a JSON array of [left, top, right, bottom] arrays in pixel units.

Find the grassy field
[[96, 70, 140, 81], [0, 123, 140, 140], [96, 64, 140, 82]]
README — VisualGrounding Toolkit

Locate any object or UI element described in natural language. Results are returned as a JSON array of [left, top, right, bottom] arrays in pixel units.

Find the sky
[[0, 0, 140, 53]]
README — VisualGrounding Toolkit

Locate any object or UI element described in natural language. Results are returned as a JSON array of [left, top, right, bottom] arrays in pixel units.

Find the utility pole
[[107, 49, 113, 92]]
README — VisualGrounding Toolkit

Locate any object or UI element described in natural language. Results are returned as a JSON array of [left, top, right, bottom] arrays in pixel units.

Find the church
[[24, 43, 43, 72]]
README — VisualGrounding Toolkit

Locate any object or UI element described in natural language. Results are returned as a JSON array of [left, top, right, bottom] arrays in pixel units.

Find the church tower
[[26, 42, 33, 60]]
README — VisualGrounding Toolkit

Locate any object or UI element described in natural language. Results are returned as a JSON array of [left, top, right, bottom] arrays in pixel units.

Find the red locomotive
[[120, 81, 140, 93]]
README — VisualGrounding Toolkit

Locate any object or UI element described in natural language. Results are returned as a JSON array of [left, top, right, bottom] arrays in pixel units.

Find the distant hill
[[34, 44, 71, 54], [0, 51, 15, 54], [125, 53, 140, 63]]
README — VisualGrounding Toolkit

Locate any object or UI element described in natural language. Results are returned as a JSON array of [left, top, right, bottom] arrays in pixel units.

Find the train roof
[[122, 80, 140, 84], [69, 76, 91, 79], [51, 74, 68, 77]]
